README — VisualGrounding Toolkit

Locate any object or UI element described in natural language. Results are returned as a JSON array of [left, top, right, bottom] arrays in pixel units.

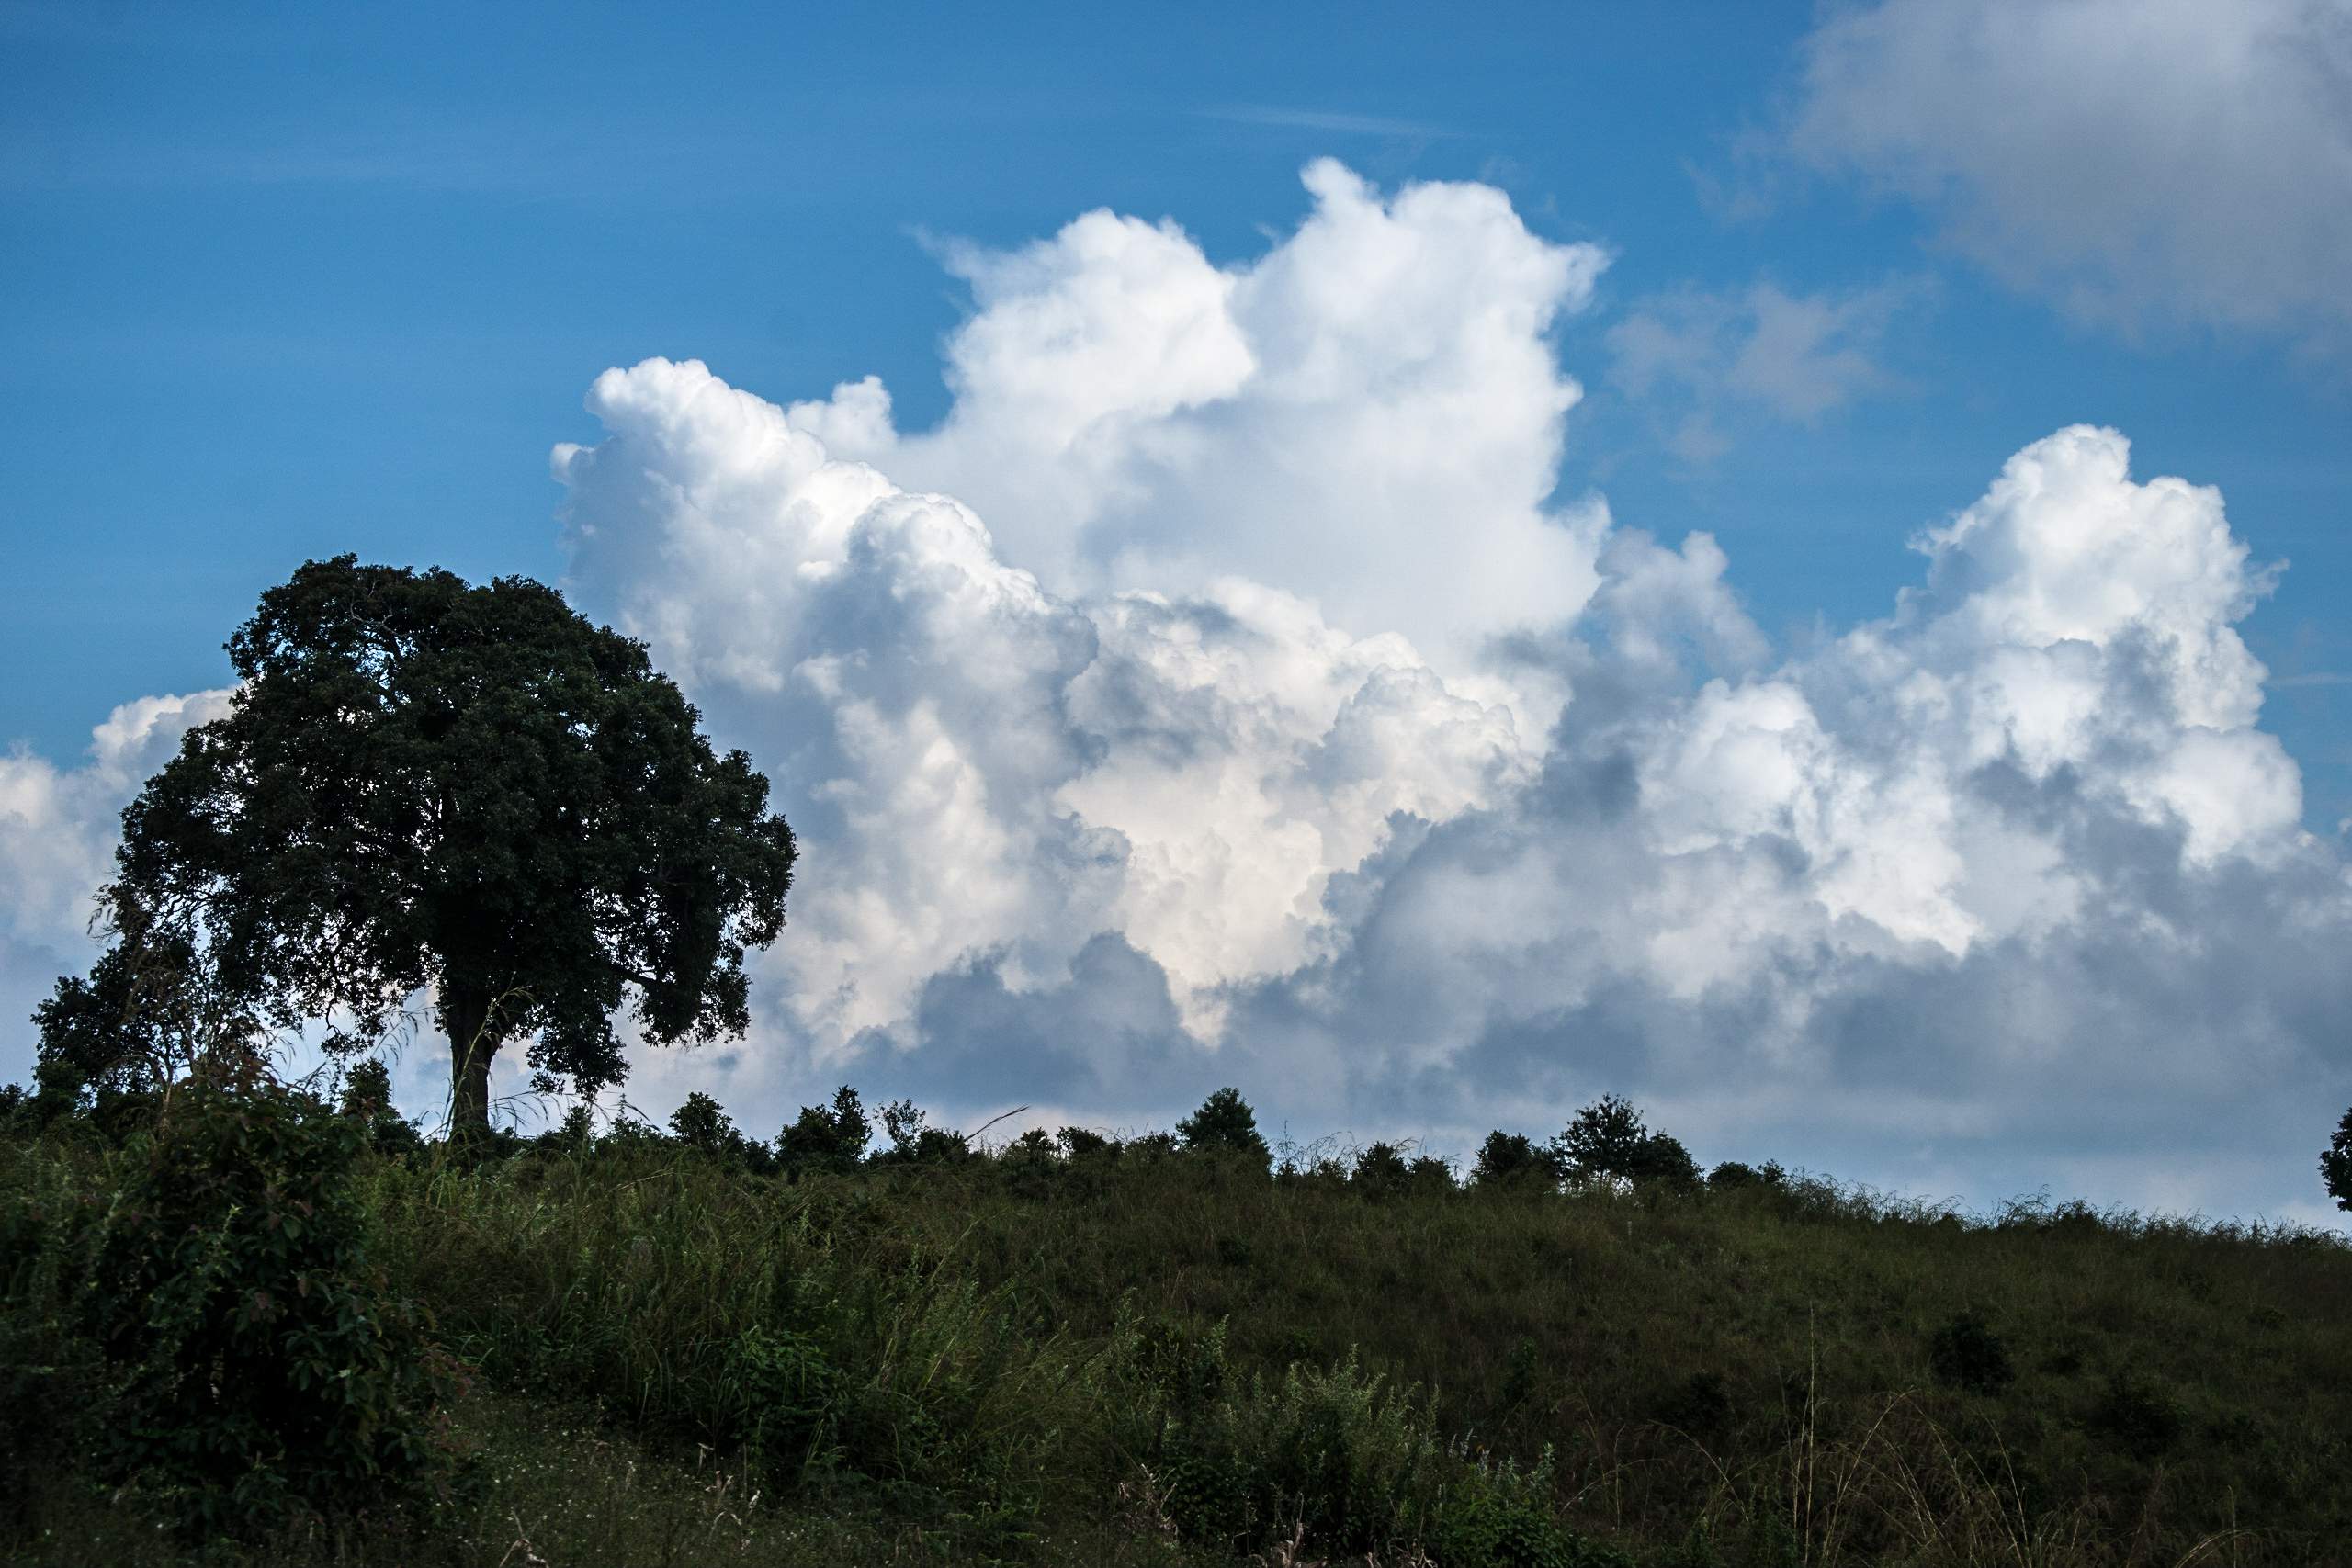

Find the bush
[[0, 1145, 108, 1527], [82, 1065, 463, 1535], [1657, 1370, 1734, 1438], [1428, 1451, 1620, 1568], [2091, 1371, 2184, 1461], [1928, 1312, 2016, 1394], [1150, 1352, 1442, 1553]]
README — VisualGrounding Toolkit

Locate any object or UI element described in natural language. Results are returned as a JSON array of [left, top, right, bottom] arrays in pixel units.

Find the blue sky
[[5, 0, 2349, 1221]]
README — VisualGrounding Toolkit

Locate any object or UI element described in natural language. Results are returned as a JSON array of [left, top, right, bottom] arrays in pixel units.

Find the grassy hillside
[[5, 1085, 2349, 1567]]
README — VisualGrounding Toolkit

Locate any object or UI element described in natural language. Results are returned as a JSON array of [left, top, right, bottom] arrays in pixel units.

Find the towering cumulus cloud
[[551, 162, 2351, 1218], [6, 161, 2342, 1218], [0, 691, 238, 1041]]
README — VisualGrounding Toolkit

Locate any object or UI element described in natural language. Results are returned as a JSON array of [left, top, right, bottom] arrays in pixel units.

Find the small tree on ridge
[[1177, 1087, 1270, 1165]]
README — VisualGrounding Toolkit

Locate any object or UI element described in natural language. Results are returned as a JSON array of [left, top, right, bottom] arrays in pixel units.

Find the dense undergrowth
[[4, 1077, 2349, 1566]]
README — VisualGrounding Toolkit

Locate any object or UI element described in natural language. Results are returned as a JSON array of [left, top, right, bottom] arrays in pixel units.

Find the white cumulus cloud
[[7, 159, 2346, 1224], [548, 164, 2346, 1219]]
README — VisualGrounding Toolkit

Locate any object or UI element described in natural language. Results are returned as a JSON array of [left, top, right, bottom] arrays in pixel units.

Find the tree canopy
[[40, 556, 796, 1136], [1177, 1086, 1269, 1164], [2324, 1106, 2352, 1213], [1549, 1094, 1699, 1188]]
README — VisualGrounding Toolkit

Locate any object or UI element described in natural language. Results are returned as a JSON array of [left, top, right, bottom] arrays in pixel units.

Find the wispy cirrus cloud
[[1196, 104, 1460, 139], [1607, 276, 1929, 461]]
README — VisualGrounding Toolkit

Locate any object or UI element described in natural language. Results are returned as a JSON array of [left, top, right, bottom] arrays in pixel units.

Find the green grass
[[6, 1114, 2350, 1566]]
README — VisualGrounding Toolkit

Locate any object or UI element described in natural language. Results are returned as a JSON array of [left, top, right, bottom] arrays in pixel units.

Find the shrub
[[1928, 1312, 2016, 1394], [0, 1145, 108, 1527], [1152, 1353, 1442, 1553], [1657, 1370, 1734, 1438], [85, 1065, 462, 1535], [2090, 1371, 2184, 1461], [1427, 1451, 1616, 1568]]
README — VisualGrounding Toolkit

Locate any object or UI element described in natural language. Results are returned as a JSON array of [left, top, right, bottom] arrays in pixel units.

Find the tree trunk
[[441, 982, 502, 1142]]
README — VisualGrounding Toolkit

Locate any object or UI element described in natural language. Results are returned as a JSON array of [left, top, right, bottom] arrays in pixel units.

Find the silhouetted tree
[[874, 1099, 969, 1165], [1472, 1130, 1550, 1188], [1057, 1125, 1117, 1159], [1551, 1094, 1699, 1187], [336, 1057, 420, 1156], [1549, 1094, 1648, 1180], [2324, 1106, 2352, 1213], [1352, 1140, 1411, 1198], [31, 906, 264, 1129], [1176, 1087, 1270, 1165], [776, 1085, 872, 1175], [669, 1091, 737, 1151], [1408, 1154, 1457, 1193], [46, 557, 796, 1140]]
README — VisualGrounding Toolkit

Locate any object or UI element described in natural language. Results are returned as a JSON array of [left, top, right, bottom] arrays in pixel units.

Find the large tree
[[2324, 1106, 2352, 1213], [48, 556, 795, 1137]]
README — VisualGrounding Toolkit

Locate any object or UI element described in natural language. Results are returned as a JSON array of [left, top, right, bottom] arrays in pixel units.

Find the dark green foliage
[[1006, 1127, 1057, 1159], [338, 1058, 422, 1156], [61, 556, 796, 1138], [74, 1066, 458, 1534], [1056, 1124, 1115, 1159], [1138, 1347, 1466, 1555], [1927, 1311, 2016, 1394], [1177, 1087, 1270, 1166], [1409, 1154, 1457, 1192], [775, 1085, 871, 1175], [30, 910, 263, 1133], [669, 1090, 749, 1157], [1550, 1095, 1701, 1187], [1706, 1160, 1782, 1190], [1474, 1130, 1552, 1188], [1426, 1455, 1611, 1568], [1631, 1132, 1700, 1188], [1352, 1140, 1411, 1197], [2091, 1370, 2185, 1461], [1656, 1370, 1734, 1438], [1549, 1095, 1646, 1181], [2324, 1104, 2352, 1213], [6, 1084, 2352, 1565], [875, 1098, 970, 1165]]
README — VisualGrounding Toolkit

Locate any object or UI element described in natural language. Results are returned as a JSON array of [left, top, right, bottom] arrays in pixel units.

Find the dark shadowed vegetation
[[5, 1076, 2349, 1566]]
